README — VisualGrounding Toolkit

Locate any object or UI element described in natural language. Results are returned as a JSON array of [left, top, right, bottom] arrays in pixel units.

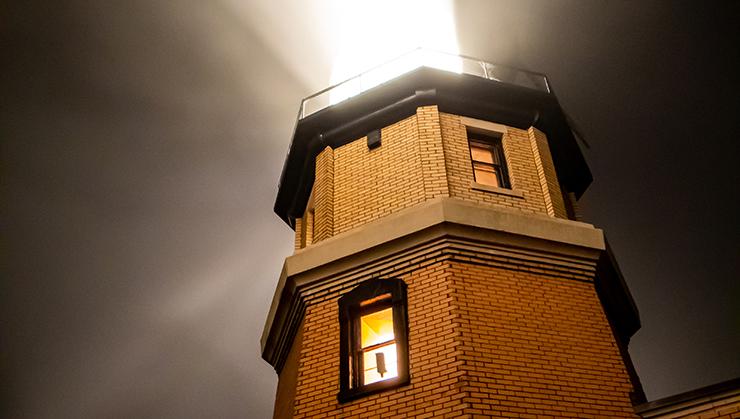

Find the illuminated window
[[468, 130, 510, 189], [338, 278, 409, 402]]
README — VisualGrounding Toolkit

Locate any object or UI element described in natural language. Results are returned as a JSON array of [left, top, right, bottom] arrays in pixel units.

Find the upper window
[[468, 130, 510, 189], [338, 278, 409, 403]]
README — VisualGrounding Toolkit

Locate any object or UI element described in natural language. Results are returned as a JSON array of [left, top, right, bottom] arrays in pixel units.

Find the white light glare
[[329, 0, 460, 105]]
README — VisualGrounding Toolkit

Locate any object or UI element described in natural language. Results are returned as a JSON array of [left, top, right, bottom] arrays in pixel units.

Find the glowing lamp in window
[[360, 305, 398, 384], [338, 278, 410, 402]]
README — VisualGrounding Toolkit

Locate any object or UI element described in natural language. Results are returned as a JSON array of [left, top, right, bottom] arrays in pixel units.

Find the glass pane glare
[[474, 167, 499, 187], [470, 145, 494, 164], [363, 344, 398, 385], [361, 307, 394, 348]]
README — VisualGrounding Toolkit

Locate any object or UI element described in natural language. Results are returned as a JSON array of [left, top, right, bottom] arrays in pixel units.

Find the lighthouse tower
[[261, 51, 644, 418]]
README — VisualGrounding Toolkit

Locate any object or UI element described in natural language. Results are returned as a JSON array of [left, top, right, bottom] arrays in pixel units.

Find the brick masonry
[[280, 245, 639, 418], [529, 127, 567, 219], [314, 147, 334, 243], [439, 112, 547, 215], [295, 106, 570, 249], [277, 105, 641, 418]]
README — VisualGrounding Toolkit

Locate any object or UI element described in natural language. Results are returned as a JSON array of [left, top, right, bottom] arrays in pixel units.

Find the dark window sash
[[467, 132, 510, 189], [338, 278, 410, 403]]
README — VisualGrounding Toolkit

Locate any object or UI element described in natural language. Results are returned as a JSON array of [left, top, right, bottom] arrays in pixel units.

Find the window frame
[[467, 129, 511, 189], [338, 278, 410, 403]]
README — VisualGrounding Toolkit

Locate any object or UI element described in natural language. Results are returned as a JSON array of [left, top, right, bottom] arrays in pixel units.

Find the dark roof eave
[[595, 239, 642, 343]]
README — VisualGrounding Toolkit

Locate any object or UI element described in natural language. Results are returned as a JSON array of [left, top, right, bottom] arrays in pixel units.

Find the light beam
[[329, 0, 460, 104]]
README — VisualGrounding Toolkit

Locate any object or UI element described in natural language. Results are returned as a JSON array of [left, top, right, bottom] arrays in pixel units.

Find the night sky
[[2, 1, 739, 418]]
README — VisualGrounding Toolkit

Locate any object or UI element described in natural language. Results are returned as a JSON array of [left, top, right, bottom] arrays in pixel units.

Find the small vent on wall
[[367, 129, 381, 150]]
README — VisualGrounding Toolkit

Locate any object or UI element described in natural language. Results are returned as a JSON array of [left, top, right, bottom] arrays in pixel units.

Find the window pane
[[361, 307, 394, 348], [470, 144, 494, 164], [363, 343, 398, 385], [474, 166, 500, 187]]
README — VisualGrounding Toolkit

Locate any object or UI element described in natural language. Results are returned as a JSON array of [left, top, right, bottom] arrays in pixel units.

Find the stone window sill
[[470, 181, 524, 199]]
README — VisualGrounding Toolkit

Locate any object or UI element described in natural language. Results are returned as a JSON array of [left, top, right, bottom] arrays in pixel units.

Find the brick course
[[278, 105, 640, 418], [439, 112, 547, 215], [450, 262, 637, 418], [285, 253, 639, 418], [294, 261, 463, 419], [294, 106, 569, 249], [529, 127, 567, 218], [314, 147, 334, 243], [333, 113, 427, 236], [417, 105, 450, 201]]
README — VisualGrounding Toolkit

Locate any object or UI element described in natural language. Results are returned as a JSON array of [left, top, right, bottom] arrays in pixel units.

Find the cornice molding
[[260, 198, 630, 371]]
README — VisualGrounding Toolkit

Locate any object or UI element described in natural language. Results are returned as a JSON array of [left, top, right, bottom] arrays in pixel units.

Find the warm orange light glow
[[361, 307, 394, 347], [360, 293, 391, 307], [329, 0, 459, 104], [470, 144, 494, 164], [360, 307, 398, 384], [363, 344, 398, 384], [473, 165, 500, 187]]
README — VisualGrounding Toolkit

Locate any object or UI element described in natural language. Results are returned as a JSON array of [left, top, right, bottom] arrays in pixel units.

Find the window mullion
[[361, 339, 395, 353]]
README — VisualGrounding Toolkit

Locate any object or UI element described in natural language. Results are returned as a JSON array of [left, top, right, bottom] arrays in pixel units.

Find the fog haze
[[2, 1, 738, 418]]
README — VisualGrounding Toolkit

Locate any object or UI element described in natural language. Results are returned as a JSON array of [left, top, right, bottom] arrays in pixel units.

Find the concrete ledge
[[285, 197, 602, 280], [461, 116, 509, 134], [470, 181, 525, 198], [262, 197, 605, 355]]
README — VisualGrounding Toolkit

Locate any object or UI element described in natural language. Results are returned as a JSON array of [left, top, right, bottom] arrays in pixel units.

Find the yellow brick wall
[[294, 210, 314, 250], [416, 106, 450, 200], [294, 107, 572, 249], [293, 218, 303, 251], [304, 210, 314, 246], [332, 113, 427, 236], [292, 261, 466, 418], [450, 261, 638, 417], [529, 126, 568, 218], [280, 105, 637, 417], [439, 112, 550, 216], [314, 147, 334, 243], [287, 257, 639, 418]]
